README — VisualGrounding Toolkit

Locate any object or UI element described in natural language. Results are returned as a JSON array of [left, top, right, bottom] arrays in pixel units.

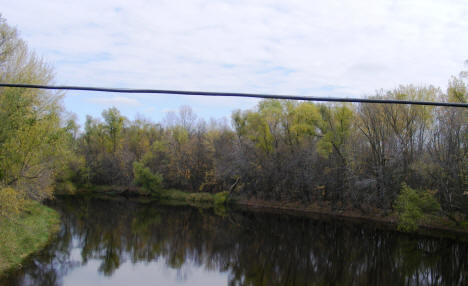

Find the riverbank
[[233, 198, 468, 239], [61, 185, 230, 208], [58, 185, 468, 238], [0, 201, 60, 276]]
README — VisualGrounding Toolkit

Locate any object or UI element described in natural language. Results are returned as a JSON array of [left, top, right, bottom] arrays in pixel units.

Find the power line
[[0, 83, 467, 108]]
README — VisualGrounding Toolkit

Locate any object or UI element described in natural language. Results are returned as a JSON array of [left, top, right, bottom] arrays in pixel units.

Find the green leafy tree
[[289, 102, 321, 143], [0, 16, 68, 201], [395, 184, 440, 232], [102, 107, 125, 154], [317, 104, 353, 160], [133, 162, 163, 195]]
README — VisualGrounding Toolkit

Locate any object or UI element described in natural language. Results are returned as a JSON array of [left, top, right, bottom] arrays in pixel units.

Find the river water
[[1, 195, 468, 286]]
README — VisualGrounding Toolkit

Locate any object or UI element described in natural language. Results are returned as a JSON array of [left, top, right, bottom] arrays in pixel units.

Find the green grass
[[159, 189, 191, 201], [187, 192, 215, 203], [0, 201, 60, 275], [159, 189, 213, 207], [63, 185, 231, 206], [158, 189, 230, 208], [63, 185, 231, 210]]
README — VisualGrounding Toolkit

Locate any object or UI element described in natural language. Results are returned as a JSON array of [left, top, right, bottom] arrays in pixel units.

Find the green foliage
[[159, 189, 218, 206], [187, 192, 214, 203], [317, 104, 353, 158], [159, 189, 190, 201], [232, 110, 248, 138], [171, 125, 189, 145], [290, 102, 321, 140], [395, 184, 440, 232], [233, 100, 323, 153], [213, 191, 229, 205], [0, 188, 25, 218], [0, 201, 60, 274], [102, 107, 126, 153], [132, 162, 163, 195], [0, 16, 68, 201], [245, 111, 275, 154], [158, 189, 228, 208]]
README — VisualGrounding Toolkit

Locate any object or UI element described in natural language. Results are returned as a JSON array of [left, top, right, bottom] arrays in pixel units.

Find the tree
[[102, 107, 125, 154], [395, 184, 440, 232], [426, 78, 468, 219], [317, 104, 354, 206], [288, 102, 321, 145], [133, 162, 163, 195], [0, 16, 68, 202], [381, 86, 436, 185]]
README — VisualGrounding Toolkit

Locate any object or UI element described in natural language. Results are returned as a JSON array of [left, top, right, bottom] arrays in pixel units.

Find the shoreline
[[0, 202, 61, 277], [57, 186, 468, 240], [232, 198, 468, 240]]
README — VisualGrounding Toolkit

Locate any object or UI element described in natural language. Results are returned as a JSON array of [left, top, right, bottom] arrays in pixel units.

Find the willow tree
[[0, 16, 68, 205], [317, 104, 354, 205]]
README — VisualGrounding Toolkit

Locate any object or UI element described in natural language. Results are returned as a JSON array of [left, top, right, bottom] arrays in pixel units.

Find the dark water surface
[[1, 196, 468, 286]]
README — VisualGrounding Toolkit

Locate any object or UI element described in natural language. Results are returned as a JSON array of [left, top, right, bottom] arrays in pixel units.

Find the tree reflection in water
[[2, 196, 468, 286]]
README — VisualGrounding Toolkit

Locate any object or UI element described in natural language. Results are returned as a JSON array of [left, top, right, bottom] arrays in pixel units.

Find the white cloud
[[1, 0, 467, 122]]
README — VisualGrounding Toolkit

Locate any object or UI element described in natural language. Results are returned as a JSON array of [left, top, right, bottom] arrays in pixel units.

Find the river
[[1, 195, 467, 285]]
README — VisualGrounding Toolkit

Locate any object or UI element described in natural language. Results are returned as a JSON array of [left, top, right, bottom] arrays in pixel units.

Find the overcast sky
[[1, 0, 467, 124]]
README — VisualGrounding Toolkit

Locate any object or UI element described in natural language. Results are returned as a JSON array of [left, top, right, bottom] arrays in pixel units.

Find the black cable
[[0, 83, 467, 108]]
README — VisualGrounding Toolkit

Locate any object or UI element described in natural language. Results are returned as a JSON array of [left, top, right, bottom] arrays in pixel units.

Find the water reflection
[[2, 196, 468, 286]]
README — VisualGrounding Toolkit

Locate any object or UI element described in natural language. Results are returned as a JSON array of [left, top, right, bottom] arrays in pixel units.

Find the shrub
[[159, 189, 189, 201], [0, 187, 25, 218], [186, 193, 214, 203], [213, 191, 229, 205], [132, 162, 163, 195], [394, 184, 440, 232]]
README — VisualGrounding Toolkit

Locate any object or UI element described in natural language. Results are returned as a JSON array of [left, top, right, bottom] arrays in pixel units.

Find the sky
[[1, 0, 467, 125]]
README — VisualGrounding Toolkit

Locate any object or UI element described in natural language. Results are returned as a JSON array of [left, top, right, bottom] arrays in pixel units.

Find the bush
[[213, 191, 229, 205], [132, 162, 163, 195], [0, 188, 25, 218], [186, 193, 214, 203], [394, 184, 440, 232]]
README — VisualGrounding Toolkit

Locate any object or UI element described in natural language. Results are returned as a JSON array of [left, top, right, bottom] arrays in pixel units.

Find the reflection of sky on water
[[60, 229, 229, 286], [63, 259, 227, 286]]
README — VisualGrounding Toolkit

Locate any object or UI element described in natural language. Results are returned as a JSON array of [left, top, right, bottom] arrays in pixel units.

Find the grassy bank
[[60, 185, 230, 208], [0, 201, 60, 275], [159, 189, 229, 206]]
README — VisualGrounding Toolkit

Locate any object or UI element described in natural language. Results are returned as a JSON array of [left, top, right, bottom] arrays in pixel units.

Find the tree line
[[55, 81, 467, 223], [0, 15, 467, 226]]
